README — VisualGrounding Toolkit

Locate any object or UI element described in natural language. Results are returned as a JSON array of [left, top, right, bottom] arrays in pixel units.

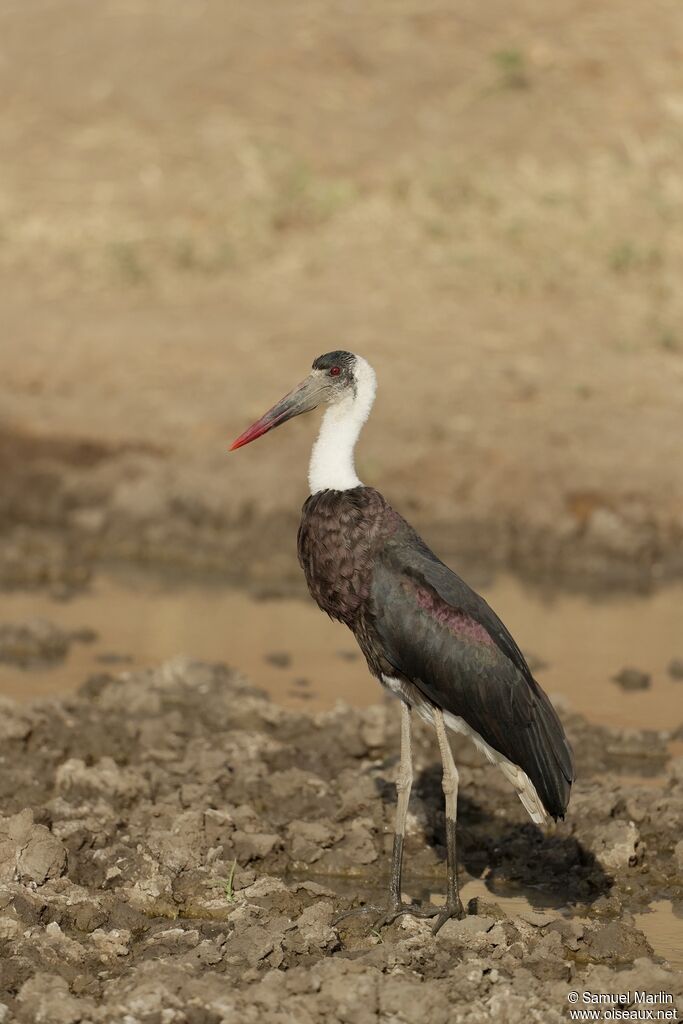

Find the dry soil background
[[1, 0, 682, 593]]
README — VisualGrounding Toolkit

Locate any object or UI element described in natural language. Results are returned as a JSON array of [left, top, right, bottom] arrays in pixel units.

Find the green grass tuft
[[493, 49, 529, 89], [224, 858, 238, 903]]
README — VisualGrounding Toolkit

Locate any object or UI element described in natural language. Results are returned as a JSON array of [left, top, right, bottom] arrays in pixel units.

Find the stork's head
[[230, 350, 374, 450]]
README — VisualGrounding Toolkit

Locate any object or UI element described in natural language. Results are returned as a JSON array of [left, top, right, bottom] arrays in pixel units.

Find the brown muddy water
[[0, 570, 681, 731]]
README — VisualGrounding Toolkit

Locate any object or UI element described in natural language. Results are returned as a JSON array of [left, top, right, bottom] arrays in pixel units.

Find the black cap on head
[[312, 351, 355, 372]]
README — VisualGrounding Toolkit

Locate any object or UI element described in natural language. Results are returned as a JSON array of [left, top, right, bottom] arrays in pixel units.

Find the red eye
[[329, 366, 341, 377]]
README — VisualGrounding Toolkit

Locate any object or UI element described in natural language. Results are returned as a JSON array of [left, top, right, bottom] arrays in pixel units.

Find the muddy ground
[[0, 657, 681, 1021]]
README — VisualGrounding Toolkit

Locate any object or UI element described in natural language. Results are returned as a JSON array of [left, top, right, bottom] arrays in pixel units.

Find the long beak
[[229, 374, 326, 451]]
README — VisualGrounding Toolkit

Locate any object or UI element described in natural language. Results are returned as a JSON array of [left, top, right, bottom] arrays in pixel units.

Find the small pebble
[[467, 896, 505, 919], [667, 658, 683, 680], [69, 628, 98, 644], [612, 668, 651, 691], [96, 652, 134, 665], [264, 651, 292, 668]]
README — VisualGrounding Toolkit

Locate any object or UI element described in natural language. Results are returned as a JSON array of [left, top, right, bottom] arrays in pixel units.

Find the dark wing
[[370, 529, 575, 820]]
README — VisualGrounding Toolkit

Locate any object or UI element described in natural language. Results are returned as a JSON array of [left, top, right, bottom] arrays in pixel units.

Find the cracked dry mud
[[0, 658, 681, 1022]]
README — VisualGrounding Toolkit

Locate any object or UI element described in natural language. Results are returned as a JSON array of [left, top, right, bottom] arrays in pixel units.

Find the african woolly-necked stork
[[230, 351, 575, 933]]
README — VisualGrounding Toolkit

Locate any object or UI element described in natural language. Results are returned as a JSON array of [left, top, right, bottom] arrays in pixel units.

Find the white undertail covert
[[382, 675, 547, 826]]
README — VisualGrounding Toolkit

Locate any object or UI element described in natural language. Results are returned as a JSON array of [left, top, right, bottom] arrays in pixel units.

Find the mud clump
[[264, 650, 292, 669], [0, 620, 95, 669], [612, 667, 651, 692], [0, 658, 681, 1021], [668, 657, 683, 681], [0, 809, 67, 885]]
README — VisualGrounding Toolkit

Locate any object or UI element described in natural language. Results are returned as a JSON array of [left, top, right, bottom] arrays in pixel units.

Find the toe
[[333, 904, 381, 926], [431, 900, 465, 935]]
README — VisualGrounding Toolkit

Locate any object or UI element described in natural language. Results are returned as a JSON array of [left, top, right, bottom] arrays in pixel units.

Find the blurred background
[[0, 0, 681, 725]]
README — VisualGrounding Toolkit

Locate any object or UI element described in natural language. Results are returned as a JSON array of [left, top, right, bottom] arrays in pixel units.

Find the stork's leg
[[335, 700, 438, 929], [431, 707, 465, 933], [387, 699, 413, 907]]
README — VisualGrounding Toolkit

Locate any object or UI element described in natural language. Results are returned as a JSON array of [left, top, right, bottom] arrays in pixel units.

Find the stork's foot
[[334, 899, 440, 931], [430, 895, 465, 935], [375, 900, 441, 930], [333, 902, 382, 927]]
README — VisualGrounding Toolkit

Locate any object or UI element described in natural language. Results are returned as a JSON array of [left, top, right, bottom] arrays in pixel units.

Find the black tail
[[527, 681, 575, 820]]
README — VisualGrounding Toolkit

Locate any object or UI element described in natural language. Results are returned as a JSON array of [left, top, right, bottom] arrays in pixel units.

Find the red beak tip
[[229, 430, 259, 451]]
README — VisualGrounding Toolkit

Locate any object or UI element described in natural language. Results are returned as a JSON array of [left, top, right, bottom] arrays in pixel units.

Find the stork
[[230, 351, 575, 933]]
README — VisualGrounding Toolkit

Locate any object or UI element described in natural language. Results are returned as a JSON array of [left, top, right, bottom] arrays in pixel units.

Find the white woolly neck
[[308, 355, 377, 493]]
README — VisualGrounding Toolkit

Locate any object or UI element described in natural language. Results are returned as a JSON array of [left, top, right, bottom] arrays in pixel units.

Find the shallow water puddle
[[459, 884, 683, 971], [453, 877, 567, 915], [322, 873, 566, 917], [340, 877, 683, 969], [0, 571, 681, 733], [634, 900, 683, 971], [329, 876, 683, 969]]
